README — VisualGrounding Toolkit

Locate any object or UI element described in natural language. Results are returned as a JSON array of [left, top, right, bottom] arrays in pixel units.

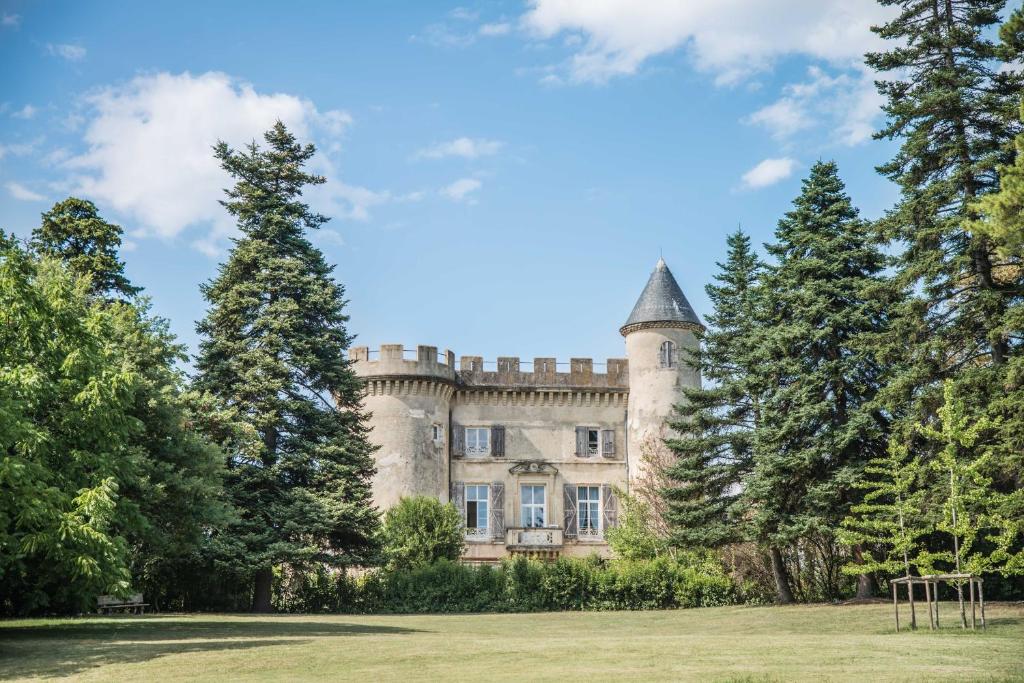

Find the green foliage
[[379, 496, 465, 570], [605, 489, 670, 560], [839, 439, 928, 577], [0, 237, 136, 614], [30, 197, 140, 299], [193, 122, 379, 609]]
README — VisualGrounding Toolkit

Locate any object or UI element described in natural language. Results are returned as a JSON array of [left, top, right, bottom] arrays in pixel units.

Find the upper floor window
[[578, 485, 601, 538], [660, 340, 676, 368], [586, 429, 600, 456], [466, 427, 490, 457], [521, 484, 546, 528], [465, 484, 489, 538], [432, 424, 444, 444], [575, 427, 615, 457]]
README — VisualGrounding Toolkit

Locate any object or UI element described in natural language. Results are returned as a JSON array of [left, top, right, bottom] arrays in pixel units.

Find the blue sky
[[0, 1, 907, 367]]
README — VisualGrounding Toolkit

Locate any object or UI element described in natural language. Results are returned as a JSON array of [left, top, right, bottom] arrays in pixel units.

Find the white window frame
[[465, 484, 490, 539], [520, 484, 546, 528], [586, 428, 600, 456], [660, 340, 676, 368], [465, 427, 490, 457], [577, 485, 602, 539], [432, 423, 444, 444]]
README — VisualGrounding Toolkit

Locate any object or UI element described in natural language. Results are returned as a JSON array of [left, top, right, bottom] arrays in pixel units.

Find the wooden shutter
[[563, 484, 578, 538], [490, 482, 505, 541], [601, 429, 615, 457], [574, 426, 587, 457], [451, 481, 465, 525], [491, 426, 505, 458], [452, 425, 465, 458], [601, 484, 618, 529]]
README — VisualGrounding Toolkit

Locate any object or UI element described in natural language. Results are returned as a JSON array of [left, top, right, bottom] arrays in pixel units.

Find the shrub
[[379, 496, 465, 570]]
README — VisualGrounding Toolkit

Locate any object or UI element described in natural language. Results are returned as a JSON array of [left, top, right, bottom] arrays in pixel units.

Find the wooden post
[[892, 582, 900, 632], [978, 580, 986, 630], [969, 578, 977, 630], [924, 579, 935, 630], [933, 581, 939, 628], [908, 581, 917, 630]]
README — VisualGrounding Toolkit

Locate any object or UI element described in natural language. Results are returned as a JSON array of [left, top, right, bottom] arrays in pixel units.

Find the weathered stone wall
[[623, 323, 701, 483]]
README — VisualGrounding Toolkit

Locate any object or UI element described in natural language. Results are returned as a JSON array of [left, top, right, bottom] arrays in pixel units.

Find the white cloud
[[6, 181, 45, 201], [46, 43, 87, 61], [12, 104, 37, 120], [415, 137, 504, 160], [740, 157, 796, 189], [2, 13, 19, 27], [441, 177, 482, 202], [0, 138, 40, 161], [65, 71, 386, 253], [480, 22, 512, 36], [522, 0, 893, 85], [744, 99, 812, 140]]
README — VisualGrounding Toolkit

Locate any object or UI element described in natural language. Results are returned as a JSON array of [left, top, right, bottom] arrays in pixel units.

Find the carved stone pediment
[[508, 461, 558, 475]]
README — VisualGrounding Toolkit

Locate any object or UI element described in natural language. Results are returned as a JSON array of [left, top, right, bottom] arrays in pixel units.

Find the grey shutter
[[563, 484, 578, 538], [575, 426, 587, 457], [601, 429, 615, 457], [491, 426, 505, 458], [602, 484, 619, 530], [451, 481, 465, 525], [490, 482, 505, 541], [452, 425, 465, 458]]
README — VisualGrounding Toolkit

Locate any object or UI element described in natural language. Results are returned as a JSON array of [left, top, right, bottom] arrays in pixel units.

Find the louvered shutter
[[490, 482, 505, 541], [451, 481, 465, 526], [574, 426, 587, 457], [601, 484, 618, 530], [491, 426, 505, 458], [563, 484, 578, 538], [452, 425, 465, 458], [601, 429, 615, 457]]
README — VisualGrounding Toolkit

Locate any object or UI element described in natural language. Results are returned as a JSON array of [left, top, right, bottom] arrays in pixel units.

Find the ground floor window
[[466, 484, 489, 538], [521, 484, 546, 528], [578, 485, 601, 537]]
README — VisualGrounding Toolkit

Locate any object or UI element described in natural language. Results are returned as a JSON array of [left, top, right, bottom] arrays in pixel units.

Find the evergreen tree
[[31, 197, 140, 299], [664, 230, 764, 550], [194, 122, 378, 611], [745, 161, 891, 601]]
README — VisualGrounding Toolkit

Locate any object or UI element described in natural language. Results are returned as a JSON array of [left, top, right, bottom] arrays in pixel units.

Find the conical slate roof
[[620, 257, 702, 335]]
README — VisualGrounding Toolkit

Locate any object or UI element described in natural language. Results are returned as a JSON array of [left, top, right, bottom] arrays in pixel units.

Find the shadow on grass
[[0, 617, 422, 679]]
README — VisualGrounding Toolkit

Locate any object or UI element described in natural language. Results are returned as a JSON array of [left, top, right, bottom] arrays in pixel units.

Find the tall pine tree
[[746, 161, 892, 601], [664, 230, 764, 550], [194, 122, 378, 611]]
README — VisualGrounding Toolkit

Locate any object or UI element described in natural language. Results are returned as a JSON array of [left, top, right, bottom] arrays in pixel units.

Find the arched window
[[660, 340, 675, 368]]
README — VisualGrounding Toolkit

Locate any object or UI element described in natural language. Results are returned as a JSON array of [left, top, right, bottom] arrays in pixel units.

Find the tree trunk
[[253, 567, 273, 613], [852, 545, 874, 599], [770, 546, 795, 604]]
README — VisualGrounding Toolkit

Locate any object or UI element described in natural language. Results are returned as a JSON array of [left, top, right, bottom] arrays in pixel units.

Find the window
[[465, 484, 489, 538], [465, 427, 490, 456], [432, 424, 444, 444], [587, 429, 600, 456], [520, 484, 546, 528], [660, 340, 676, 368], [578, 486, 601, 538], [576, 426, 614, 457]]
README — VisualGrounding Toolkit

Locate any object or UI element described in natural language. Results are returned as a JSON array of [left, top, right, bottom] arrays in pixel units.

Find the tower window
[[660, 340, 676, 368]]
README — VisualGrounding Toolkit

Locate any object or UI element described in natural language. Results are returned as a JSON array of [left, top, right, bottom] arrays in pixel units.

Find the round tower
[[621, 258, 704, 484], [349, 344, 456, 511]]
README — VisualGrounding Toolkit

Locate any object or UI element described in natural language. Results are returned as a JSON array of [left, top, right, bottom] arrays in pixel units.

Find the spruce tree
[[745, 161, 891, 601], [31, 197, 140, 299], [664, 230, 764, 550], [194, 122, 378, 611]]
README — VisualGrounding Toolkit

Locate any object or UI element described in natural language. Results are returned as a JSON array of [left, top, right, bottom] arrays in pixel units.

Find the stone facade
[[350, 259, 702, 562]]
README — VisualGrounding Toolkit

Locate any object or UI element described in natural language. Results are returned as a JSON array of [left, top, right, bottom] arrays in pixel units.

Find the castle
[[350, 258, 702, 562]]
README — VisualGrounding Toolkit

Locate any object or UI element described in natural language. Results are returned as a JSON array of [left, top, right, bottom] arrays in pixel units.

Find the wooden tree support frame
[[890, 574, 985, 632]]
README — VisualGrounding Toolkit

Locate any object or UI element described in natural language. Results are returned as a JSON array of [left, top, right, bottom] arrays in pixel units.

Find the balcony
[[506, 527, 563, 559]]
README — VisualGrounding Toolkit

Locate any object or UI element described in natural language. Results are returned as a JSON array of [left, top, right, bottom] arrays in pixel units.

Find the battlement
[[349, 345, 628, 390]]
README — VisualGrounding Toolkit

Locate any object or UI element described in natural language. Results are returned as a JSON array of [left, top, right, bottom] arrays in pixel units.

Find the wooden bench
[[97, 593, 148, 615]]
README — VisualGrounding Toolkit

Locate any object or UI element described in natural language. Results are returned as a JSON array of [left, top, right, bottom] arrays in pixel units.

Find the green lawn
[[1, 603, 1022, 682]]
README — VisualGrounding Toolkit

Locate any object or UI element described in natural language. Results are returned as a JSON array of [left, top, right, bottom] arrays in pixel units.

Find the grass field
[[1, 602, 1022, 682]]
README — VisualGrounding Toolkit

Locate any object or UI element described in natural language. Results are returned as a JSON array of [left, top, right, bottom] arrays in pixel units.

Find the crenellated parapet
[[350, 344, 457, 388]]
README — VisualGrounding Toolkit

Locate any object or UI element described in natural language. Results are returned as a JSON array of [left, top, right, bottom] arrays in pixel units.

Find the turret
[[349, 344, 456, 510], [621, 258, 703, 483]]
